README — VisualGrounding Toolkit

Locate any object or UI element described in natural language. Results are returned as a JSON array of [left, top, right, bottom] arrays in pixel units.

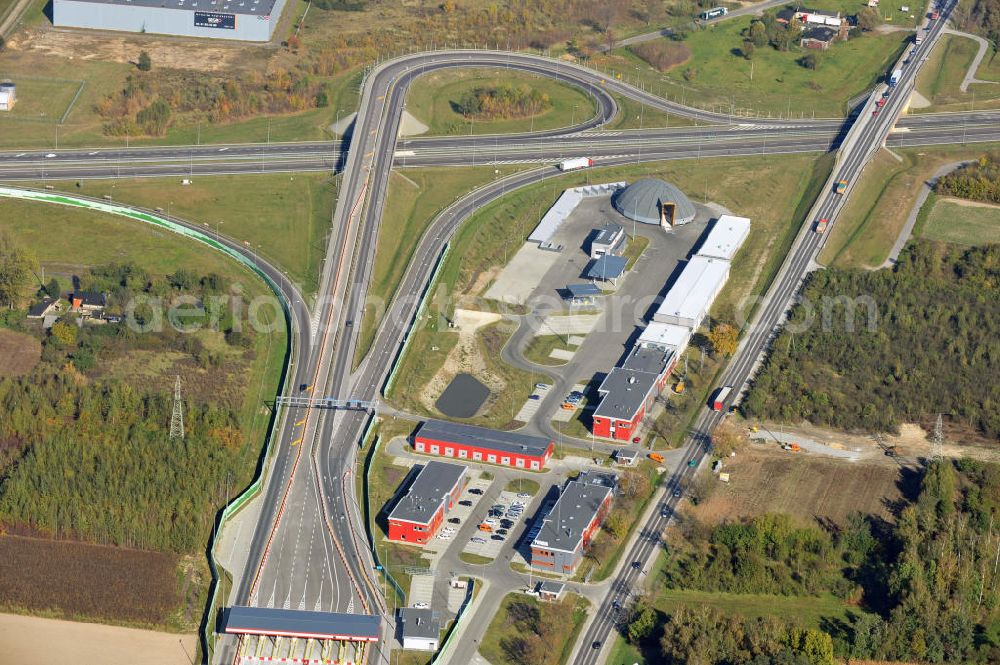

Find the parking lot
[[551, 382, 587, 422], [460, 490, 533, 561], [514, 382, 552, 422], [421, 474, 492, 560]]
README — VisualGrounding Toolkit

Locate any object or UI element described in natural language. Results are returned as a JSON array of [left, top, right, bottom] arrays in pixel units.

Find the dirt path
[[0, 613, 197, 665]]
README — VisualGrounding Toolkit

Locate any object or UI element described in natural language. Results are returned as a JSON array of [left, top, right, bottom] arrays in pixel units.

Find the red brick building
[[414, 420, 554, 471], [591, 347, 675, 441], [530, 477, 614, 574], [387, 461, 467, 545]]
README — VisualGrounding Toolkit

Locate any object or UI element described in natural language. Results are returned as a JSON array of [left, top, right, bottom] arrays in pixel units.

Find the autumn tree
[[49, 319, 78, 347], [0, 232, 38, 308], [708, 323, 739, 356], [857, 7, 881, 31], [711, 419, 747, 457]]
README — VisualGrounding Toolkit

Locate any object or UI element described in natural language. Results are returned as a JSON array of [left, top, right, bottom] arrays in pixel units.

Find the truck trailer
[[711, 386, 732, 411], [889, 68, 903, 86], [558, 157, 593, 171]]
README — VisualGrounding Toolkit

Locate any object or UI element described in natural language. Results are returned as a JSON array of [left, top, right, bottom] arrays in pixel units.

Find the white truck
[[558, 157, 593, 171]]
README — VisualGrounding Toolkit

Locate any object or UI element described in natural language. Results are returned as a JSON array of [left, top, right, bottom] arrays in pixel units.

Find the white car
[[516, 493, 531, 499], [471, 537, 486, 544], [413, 602, 429, 609]]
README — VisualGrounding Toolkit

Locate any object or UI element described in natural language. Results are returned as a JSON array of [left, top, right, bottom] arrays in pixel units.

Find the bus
[[699, 7, 728, 20], [711, 386, 733, 411]]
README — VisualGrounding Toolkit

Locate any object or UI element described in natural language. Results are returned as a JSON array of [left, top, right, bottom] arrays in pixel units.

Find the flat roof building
[[530, 479, 614, 574], [53, 0, 286, 41], [696, 215, 751, 261], [538, 581, 566, 601], [592, 347, 674, 441], [224, 606, 380, 642], [637, 321, 692, 354], [590, 224, 626, 259], [652, 255, 731, 329], [585, 254, 628, 284], [398, 608, 442, 651], [414, 420, 554, 471], [387, 461, 467, 545]]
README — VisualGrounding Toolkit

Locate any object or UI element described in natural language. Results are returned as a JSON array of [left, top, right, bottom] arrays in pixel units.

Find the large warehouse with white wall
[[53, 0, 285, 41]]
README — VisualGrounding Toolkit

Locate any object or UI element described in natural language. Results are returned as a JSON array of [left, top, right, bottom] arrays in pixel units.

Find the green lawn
[[405, 67, 598, 136], [920, 199, 1000, 246], [31, 174, 336, 298], [600, 22, 910, 118], [459, 552, 494, 565], [479, 593, 590, 665], [523, 334, 575, 366], [604, 92, 700, 130], [504, 478, 540, 495], [0, 75, 83, 123], [356, 165, 527, 366], [914, 34, 1000, 112]]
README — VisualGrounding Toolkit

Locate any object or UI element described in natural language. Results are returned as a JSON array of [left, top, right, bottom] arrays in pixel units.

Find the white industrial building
[[697, 215, 751, 261], [528, 182, 626, 248], [398, 608, 441, 651], [53, 0, 286, 41], [653, 255, 731, 328], [637, 321, 692, 354], [0, 82, 15, 111]]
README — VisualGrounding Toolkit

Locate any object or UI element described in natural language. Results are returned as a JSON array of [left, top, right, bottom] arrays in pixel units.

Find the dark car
[[497, 528, 508, 535], [458, 500, 472, 507], [592, 641, 602, 650], [468, 488, 484, 495], [631, 561, 641, 570], [500, 519, 514, 529], [448, 517, 461, 525], [612, 600, 622, 610], [491, 534, 504, 541], [672, 488, 682, 498]]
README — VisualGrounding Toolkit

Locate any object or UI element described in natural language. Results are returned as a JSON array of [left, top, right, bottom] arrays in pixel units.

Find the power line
[[170, 375, 184, 440]]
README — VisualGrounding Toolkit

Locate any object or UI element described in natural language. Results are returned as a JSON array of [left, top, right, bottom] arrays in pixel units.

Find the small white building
[[398, 608, 441, 651], [637, 321, 692, 354], [0, 82, 16, 111], [652, 255, 731, 328], [696, 215, 751, 261]]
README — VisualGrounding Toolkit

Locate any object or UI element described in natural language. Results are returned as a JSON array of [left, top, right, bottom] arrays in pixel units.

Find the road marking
[[291, 436, 303, 446]]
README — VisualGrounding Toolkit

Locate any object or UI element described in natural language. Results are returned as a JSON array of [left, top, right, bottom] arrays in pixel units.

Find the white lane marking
[[219, 147, 229, 152]]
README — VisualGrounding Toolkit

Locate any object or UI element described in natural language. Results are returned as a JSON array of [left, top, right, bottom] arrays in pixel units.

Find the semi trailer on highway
[[558, 157, 593, 171], [711, 386, 732, 411], [889, 68, 903, 86]]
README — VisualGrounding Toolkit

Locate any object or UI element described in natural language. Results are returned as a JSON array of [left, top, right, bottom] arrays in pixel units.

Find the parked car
[[448, 517, 461, 525], [632, 436, 641, 444], [497, 528, 508, 535], [500, 519, 514, 529], [469, 488, 483, 495], [414, 602, 429, 609], [528, 394, 540, 400], [516, 492, 531, 499], [535, 383, 551, 390], [471, 537, 486, 544], [491, 534, 504, 541], [459, 500, 472, 507]]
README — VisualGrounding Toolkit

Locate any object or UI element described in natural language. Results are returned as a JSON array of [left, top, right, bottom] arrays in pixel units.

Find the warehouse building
[[414, 420, 554, 470], [612, 178, 696, 229], [387, 461, 467, 545], [652, 255, 731, 328], [637, 321, 692, 355], [53, 0, 286, 41], [592, 347, 675, 441], [696, 215, 752, 261], [530, 478, 614, 574]]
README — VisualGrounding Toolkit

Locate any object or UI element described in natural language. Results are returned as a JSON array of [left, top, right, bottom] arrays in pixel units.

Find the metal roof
[[224, 607, 380, 641], [566, 283, 602, 298], [612, 178, 696, 226], [58, 0, 279, 16], [531, 481, 612, 554], [592, 224, 625, 247], [585, 255, 628, 280], [593, 366, 660, 421], [653, 255, 730, 325], [416, 420, 552, 458], [388, 461, 466, 526], [398, 608, 441, 639], [538, 580, 566, 595], [696, 215, 751, 261]]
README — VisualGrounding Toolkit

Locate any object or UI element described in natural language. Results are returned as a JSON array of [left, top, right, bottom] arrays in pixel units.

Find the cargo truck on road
[[889, 68, 903, 87], [711, 386, 732, 411], [558, 157, 593, 171]]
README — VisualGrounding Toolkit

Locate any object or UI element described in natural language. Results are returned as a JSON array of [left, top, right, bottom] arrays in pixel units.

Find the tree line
[[936, 153, 1000, 204], [624, 459, 1000, 663], [743, 240, 1000, 439], [455, 84, 552, 120]]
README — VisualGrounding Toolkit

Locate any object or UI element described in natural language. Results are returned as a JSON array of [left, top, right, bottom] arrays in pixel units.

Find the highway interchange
[[0, 1, 984, 661]]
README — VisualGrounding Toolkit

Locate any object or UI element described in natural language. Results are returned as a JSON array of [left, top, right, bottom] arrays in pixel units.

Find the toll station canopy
[[224, 606, 381, 642]]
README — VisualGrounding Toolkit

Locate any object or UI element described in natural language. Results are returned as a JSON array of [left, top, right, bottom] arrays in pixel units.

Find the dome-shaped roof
[[612, 178, 696, 226]]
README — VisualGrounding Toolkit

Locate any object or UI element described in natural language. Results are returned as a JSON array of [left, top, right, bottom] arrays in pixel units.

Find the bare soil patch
[[0, 534, 182, 627], [0, 329, 40, 377], [8, 27, 260, 72], [0, 612, 196, 665], [690, 448, 906, 526]]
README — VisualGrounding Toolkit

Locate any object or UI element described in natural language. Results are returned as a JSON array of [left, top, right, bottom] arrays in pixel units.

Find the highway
[[571, 1, 958, 663], [0, 15, 976, 665]]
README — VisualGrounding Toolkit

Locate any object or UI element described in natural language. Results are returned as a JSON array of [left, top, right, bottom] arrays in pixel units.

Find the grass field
[[522, 333, 574, 366], [920, 198, 1000, 246], [479, 593, 589, 665], [405, 68, 598, 136], [32, 174, 336, 298], [356, 165, 526, 365], [0, 328, 40, 377], [689, 449, 906, 526], [597, 22, 910, 118], [914, 34, 1000, 112], [504, 478, 540, 495], [0, 75, 83, 122], [819, 143, 1000, 269]]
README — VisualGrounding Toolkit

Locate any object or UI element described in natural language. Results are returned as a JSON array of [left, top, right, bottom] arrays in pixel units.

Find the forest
[[743, 240, 1000, 439], [626, 460, 1000, 663], [455, 84, 552, 120], [936, 153, 1000, 204], [0, 262, 263, 553]]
